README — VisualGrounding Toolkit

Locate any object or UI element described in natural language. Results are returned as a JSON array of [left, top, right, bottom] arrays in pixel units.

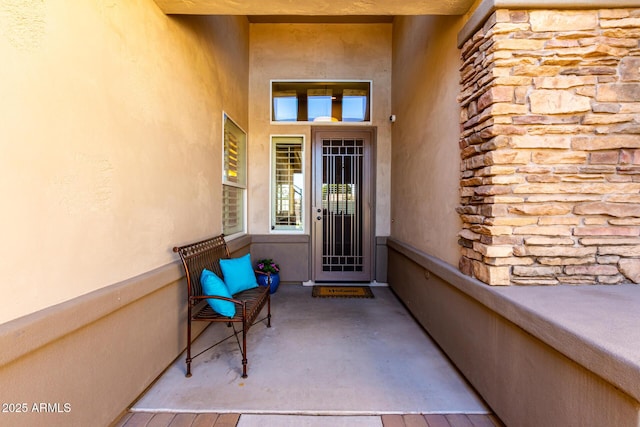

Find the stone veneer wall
[[458, 8, 640, 286]]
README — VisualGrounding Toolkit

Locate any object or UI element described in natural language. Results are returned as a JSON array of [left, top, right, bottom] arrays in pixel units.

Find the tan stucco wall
[[391, 16, 464, 266], [0, 0, 249, 323], [388, 239, 640, 427], [0, 265, 194, 427], [248, 23, 392, 237]]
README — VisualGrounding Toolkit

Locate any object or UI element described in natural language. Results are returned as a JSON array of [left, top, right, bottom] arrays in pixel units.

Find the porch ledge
[[0, 262, 183, 368], [387, 237, 640, 403]]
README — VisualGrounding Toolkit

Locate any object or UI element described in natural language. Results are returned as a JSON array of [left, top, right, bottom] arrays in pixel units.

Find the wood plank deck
[[113, 412, 505, 427]]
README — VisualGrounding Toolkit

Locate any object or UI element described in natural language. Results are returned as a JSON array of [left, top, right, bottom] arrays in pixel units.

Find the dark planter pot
[[257, 272, 280, 294]]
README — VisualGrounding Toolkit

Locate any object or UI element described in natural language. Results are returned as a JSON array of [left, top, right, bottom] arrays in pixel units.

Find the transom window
[[271, 81, 371, 124]]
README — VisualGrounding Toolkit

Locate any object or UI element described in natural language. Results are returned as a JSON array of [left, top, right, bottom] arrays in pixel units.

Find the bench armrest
[[190, 294, 244, 307]]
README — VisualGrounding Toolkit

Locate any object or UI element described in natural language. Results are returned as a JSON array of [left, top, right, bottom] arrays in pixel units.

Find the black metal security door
[[312, 128, 373, 282]]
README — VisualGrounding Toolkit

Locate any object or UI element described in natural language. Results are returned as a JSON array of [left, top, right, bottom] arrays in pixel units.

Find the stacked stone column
[[458, 8, 640, 285]]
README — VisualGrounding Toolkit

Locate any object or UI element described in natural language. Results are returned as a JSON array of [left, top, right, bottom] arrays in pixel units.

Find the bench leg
[[186, 318, 192, 378], [267, 293, 271, 328], [241, 325, 248, 378]]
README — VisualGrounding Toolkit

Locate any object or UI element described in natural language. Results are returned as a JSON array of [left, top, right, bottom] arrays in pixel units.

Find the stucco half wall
[[388, 7, 640, 426], [388, 238, 640, 427], [0, 262, 189, 427], [0, 236, 251, 427]]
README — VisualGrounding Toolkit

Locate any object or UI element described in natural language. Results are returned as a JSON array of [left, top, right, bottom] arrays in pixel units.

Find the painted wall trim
[[376, 236, 388, 245], [0, 232, 276, 369], [375, 236, 388, 282], [0, 262, 182, 368], [457, 0, 640, 47], [250, 234, 310, 244], [249, 234, 311, 281], [226, 233, 252, 253], [387, 237, 640, 403]]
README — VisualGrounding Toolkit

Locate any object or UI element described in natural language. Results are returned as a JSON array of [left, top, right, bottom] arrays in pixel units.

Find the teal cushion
[[200, 269, 236, 317], [219, 253, 258, 295]]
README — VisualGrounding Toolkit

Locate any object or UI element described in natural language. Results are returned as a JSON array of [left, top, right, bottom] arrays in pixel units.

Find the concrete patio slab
[[132, 285, 488, 415]]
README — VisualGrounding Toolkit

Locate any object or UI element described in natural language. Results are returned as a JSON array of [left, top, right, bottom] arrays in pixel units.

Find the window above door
[[271, 81, 371, 124]]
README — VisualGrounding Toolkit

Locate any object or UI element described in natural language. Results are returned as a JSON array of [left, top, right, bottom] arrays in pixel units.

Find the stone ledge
[[388, 237, 640, 403], [458, 0, 640, 47]]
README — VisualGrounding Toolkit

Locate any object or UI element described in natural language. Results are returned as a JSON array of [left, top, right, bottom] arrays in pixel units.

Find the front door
[[312, 128, 374, 282]]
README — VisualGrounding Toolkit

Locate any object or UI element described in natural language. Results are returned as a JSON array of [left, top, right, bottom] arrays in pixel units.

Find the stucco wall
[[0, 0, 249, 323], [0, 265, 190, 427], [388, 240, 640, 427], [391, 16, 464, 266], [248, 23, 392, 238]]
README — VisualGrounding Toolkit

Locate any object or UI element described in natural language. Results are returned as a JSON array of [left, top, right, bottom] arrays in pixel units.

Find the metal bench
[[173, 234, 271, 378]]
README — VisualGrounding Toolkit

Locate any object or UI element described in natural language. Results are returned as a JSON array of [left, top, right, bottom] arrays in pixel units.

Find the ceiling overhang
[[152, 0, 476, 17]]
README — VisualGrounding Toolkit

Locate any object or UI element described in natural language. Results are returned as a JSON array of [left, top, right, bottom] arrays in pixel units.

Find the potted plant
[[255, 258, 280, 294]]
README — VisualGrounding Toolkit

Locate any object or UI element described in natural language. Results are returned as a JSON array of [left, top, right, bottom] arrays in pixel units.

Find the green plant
[[256, 258, 280, 274]]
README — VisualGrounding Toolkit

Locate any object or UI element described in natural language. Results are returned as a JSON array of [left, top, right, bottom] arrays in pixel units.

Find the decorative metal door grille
[[321, 138, 364, 272]]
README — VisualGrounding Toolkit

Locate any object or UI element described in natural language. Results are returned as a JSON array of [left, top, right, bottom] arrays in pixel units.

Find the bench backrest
[[173, 234, 230, 300]]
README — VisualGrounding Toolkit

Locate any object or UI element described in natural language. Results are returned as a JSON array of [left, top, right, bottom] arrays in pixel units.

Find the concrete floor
[[131, 284, 489, 419]]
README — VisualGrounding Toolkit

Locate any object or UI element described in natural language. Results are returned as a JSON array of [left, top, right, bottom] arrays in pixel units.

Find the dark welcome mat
[[312, 286, 374, 298]]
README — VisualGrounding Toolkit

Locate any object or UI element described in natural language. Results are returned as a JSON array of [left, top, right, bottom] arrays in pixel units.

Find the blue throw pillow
[[200, 269, 236, 317], [219, 253, 258, 295]]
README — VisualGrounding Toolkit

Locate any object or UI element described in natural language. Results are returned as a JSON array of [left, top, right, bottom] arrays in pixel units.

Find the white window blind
[[223, 115, 246, 236]]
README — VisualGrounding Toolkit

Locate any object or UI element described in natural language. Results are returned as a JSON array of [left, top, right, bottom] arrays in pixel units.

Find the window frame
[[270, 80, 373, 125], [222, 112, 247, 239], [270, 134, 305, 234]]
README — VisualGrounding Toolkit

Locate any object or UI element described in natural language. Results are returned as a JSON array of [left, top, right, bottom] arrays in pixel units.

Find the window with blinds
[[272, 136, 304, 232], [223, 114, 246, 236]]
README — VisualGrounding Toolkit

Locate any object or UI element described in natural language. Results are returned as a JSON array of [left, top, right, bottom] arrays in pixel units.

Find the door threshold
[[302, 280, 388, 287]]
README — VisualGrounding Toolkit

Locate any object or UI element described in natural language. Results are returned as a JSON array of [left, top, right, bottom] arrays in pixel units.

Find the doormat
[[312, 286, 374, 298]]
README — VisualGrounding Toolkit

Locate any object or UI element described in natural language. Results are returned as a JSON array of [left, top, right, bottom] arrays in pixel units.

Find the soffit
[[153, 0, 476, 17], [247, 16, 395, 24]]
